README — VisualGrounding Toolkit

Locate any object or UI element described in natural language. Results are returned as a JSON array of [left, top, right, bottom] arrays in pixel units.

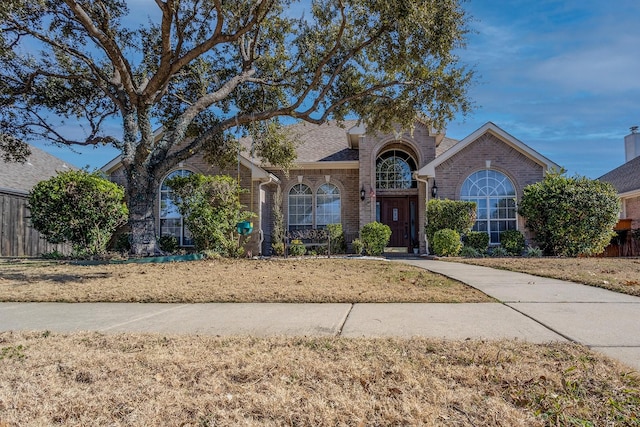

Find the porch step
[[384, 247, 408, 254]]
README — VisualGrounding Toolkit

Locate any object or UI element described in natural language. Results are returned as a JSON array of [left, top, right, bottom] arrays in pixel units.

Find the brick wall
[[625, 196, 640, 229]]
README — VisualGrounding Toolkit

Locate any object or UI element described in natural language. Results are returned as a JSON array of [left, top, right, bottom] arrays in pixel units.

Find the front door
[[378, 196, 418, 249]]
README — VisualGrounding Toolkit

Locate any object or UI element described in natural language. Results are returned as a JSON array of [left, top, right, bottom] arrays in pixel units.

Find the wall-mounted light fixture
[[360, 185, 366, 201], [431, 180, 438, 198]]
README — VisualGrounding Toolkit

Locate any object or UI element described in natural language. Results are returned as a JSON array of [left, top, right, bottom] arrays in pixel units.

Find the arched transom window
[[160, 169, 194, 246], [461, 170, 517, 245], [376, 150, 417, 189]]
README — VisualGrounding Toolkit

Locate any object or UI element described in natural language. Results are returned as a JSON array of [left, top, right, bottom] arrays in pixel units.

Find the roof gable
[[418, 122, 559, 177]]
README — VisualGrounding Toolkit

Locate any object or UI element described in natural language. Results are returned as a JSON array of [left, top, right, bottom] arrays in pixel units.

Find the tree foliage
[[426, 198, 476, 245], [1, 0, 473, 255], [519, 171, 620, 256], [166, 173, 252, 255], [28, 170, 128, 256]]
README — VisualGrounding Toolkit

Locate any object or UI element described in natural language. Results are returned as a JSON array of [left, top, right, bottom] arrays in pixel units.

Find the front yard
[[0, 258, 490, 303], [1, 256, 639, 426]]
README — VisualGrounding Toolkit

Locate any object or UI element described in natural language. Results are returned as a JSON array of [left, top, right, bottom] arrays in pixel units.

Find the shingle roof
[[598, 156, 640, 194], [0, 145, 75, 194], [242, 120, 359, 164], [436, 136, 459, 157]]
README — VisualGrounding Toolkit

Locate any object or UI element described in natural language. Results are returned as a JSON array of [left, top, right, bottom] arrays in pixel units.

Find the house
[[599, 128, 640, 230], [0, 145, 74, 256], [102, 120, 559, 255], [598, 128, 640, 256]]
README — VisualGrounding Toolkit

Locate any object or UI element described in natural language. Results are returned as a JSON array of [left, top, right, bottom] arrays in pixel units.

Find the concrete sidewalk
[[401, 259, 640, 370], [1, 259, 639, 370]]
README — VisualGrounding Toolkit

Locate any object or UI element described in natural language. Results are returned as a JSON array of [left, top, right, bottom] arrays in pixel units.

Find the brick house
[[599, 128, 640, 231], [102, 120, 559, 255]]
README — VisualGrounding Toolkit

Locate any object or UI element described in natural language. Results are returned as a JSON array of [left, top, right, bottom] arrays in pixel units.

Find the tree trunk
[[127, 166, 161, 256]]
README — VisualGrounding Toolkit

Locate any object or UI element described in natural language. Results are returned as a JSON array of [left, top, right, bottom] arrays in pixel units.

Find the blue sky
[[33, 0, 640, 178]]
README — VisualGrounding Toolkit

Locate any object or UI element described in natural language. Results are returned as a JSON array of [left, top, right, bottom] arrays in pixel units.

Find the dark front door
[[378, 196, 417, 249]]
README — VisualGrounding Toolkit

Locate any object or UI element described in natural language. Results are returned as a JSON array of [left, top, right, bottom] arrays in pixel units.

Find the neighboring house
[[102, 120, 559, 255], [599, 128, 640, 231], [0, 145, 74, 256]]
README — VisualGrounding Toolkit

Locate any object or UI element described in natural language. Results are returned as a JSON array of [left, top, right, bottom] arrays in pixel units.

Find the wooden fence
[[0, 189, 70, 257]]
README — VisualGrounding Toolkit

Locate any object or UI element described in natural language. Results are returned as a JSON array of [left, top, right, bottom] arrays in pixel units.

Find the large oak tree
[[1, 0, 473, 255]]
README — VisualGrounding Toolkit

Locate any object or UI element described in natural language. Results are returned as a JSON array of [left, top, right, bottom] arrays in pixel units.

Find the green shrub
[[360, 222, 392, 256], [525, 246, 543, 257], [500, 229, 525, 256], [351, 238, 364, 255], [166, 174, 253, 256], [519, 171, 619, 256], [489, 246, 508, 257], [460, 246, 480, 258], [289, 239, 306, 256], [158, 235, 179, 253], [432, 228, 462, 257], [326, 223, 346, 254], [271, 242, 285, 256], [28, 170, 128, 256], [463, 231, 489, 252], [426, 199, 476, 246]]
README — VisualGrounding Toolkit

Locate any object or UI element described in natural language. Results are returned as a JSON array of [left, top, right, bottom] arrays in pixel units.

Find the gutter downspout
[[257, 175, 276, 255], [414, 173, 432, 255]]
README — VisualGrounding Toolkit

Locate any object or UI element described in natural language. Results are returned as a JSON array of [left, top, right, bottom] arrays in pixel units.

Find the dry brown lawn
[[455, 257, 640, 297], [1, 332, 638, 426], [0, 258, 490, 303]]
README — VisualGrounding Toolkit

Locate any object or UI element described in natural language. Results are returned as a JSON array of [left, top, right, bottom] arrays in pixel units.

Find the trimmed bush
[[432, 228, 462, 257], [426, 199, 476, 245], [519, 171, 619, 256], [288, 239, 306, 256], [500, 229, 525, 256], [360, 222, 392, 256], [28, 170, 128, 256], [463, 231, 489, 252]]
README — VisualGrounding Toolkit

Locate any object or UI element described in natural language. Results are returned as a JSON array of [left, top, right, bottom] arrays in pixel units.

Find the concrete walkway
[[1, 259, 638, 370]]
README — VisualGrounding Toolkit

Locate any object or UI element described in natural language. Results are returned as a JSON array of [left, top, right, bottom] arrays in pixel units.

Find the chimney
[[625, 126, 640, 162]]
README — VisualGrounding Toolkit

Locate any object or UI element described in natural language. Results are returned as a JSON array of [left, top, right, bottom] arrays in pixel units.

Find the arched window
[[376, 150, 417, 189], [316, 183, 341, 227], [160, 169, 194, 246], [461, 170, 517, 245], [288, 183, 313, 231]]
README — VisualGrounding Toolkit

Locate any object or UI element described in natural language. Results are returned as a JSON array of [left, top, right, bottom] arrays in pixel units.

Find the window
[[461, 170, 517, 244], [376, 150, 417, 189], [160, 169, 194, 246], [288, 184, 313, 231], [316, 183, 341, 227]]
